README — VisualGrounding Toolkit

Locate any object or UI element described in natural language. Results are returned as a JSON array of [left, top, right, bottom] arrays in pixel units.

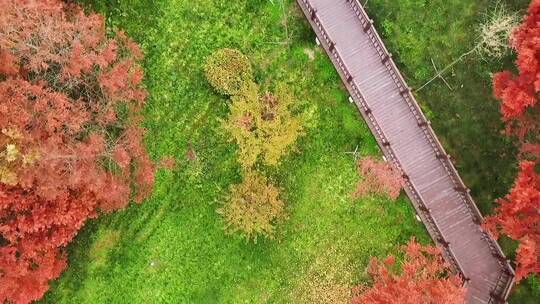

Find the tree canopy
[[0, 1, 154, 302], [489, 0, 540, 282], [352, 239, 466, 304]]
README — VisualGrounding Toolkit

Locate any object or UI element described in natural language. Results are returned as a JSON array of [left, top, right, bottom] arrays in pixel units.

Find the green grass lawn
[[41, 0, 540, 302], [41, 1, 429, 303]]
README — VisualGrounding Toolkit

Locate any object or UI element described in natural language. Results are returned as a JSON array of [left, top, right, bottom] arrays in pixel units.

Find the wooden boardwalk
[[296, 1, 515, 303]]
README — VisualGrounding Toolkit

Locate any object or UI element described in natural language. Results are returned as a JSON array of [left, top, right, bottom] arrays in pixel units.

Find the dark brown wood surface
[[296, 0, 515, 303]]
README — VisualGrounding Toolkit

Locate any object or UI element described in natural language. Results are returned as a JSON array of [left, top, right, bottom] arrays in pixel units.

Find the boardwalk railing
[[297, 0, 515, 302]]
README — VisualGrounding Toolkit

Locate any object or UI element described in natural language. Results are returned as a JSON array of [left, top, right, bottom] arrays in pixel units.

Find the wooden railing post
[[310, 9, 317, 21], [329, 41, 336, 51], [435, 152, 447, 160], [382, 52, 392, 64], [454, 186, 470, 194], [399, 86, 411, 96], [437, 237, 450, 247], [418, 120, 429, 127], [419, 205, 430, 213], [363, 19, 373, 32]]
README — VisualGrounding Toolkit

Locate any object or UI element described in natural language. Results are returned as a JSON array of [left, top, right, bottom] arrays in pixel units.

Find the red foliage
[[490, 0, 540, 282], [493, 71, 537, 121], [0, 185, 93, 304], [492, 0, 540, 147], [0, 1, 155, 302], [484, 161, 540, 281], [354, 156, 403, 200], [351, 238, 466, 304], [0, 246, 66, 304], [492, 0, 540, 122]]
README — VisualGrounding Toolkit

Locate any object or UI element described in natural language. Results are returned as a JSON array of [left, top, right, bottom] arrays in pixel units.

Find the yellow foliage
[[205, 48, 305, 168], [0, 128, 38, 185], [0, 166, 17, 185], [223, 83, 304, 168], [291, 245, 355, 304], [204, 48, 253, 96], [5, 144, 19, 162], [0, 139, 20, 185], [218, 170, 286, 241]]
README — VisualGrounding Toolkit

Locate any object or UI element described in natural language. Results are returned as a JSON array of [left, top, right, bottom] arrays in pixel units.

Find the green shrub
[[204, 48, 253, 96], [218, 170, 286, 241]]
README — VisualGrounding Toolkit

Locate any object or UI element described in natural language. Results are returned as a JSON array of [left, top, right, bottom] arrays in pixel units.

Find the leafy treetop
[[218, 170, 286, 241], [0, 1, 155, 302], [352, 238, 466, 304], [489, 0, 540, 282]]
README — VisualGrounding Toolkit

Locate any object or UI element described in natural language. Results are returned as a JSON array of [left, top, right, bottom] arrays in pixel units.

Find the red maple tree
[[0, 1, 155, 302], [484, 161, 540, 281], [354, 156, 404, 200], [492, 0, 540, 149], [489, 0, 540, 282], [351, 239, 466, 304]]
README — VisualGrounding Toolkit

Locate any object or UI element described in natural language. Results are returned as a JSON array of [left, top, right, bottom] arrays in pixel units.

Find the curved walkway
[[296, 0, 515, 303]]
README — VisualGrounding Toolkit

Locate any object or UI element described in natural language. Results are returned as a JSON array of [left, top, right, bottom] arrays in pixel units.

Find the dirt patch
[[303, 48, 316, 61], [89, 230, 121, 267]]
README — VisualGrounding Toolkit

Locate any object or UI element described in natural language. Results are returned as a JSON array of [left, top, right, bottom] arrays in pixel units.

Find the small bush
[[205, 49, 305, 168], [218, 170, 286, 241], [204, 48, 253, 95], [223, 83, 305, 168], [354, 156, 403, 200]]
